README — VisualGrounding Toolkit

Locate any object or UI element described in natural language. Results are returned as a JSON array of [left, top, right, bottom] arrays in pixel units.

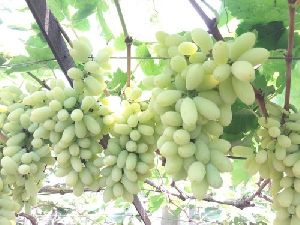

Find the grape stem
[[145, 179, 271, 210], [188, 0, 223, 41], [0, 132, 8, 144], [133, 195, 152, 225], [113, 0, 132, 87], [17, 212, 38, 225], [284, 0, 297, 112], [254, 88, 268, 119], [27, 72, 50, 90]]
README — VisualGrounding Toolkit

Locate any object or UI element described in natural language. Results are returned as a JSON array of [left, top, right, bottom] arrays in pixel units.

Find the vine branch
[[188, 0, 223, 41], [133, 195, 152, 225], [284, 0, 297, 111], [17, 212, 38, 225], [145, 179, 271, 210], [27, 72, 50, 90], [113, 0, 133, 87]]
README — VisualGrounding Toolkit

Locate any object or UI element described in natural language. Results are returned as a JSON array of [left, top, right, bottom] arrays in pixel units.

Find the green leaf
[[96, 4, 114, 41], [231, 160, 250, 186], [72, 18, 90, 31], [218, 6, 234, 27], [107, 69, 127, 93], [224, 103, 258, 135], [25, 36, 54, 60], [148, 194, 165, 213], [259, 50, 286, 95], [136, 44, 166, 76], [0, 54, 6, 66], [5, 56, 44, 73], [237, 21, 285, 50], [114, 34, 126, 51], [72, 3, 97, 21], [47, 0, 67, 21]]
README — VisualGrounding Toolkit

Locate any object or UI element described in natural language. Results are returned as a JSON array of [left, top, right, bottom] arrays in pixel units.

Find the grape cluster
[[100, 87, 157, 202], [0, 86, 52, 215], [233, 102, 300, 225], [143, 29, 269, 199]]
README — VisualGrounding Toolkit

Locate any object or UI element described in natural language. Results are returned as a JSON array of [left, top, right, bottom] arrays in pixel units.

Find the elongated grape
[[180, 97, 198, 127], [185, 64, 204, 90], [191, 28, 213, 54], [193, 96, 220, 121], [238, 48, 270, 66], [229, 32, 256, 61], [156, 90, 182, 107], [231, 76, 255, 105], [212, 41, 229, 64], [231, 61, 255, 82]]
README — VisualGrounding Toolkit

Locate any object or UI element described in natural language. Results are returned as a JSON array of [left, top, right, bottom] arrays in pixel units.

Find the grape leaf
[[47, 0, 68, 21], [148, 194, 165, 213], [259, 50, 286, 95], [224, 103, 258, 135], [25, 36, 54, 60], [237, 21, 285, 50], [231, 160, 250, 186], [96, 3, 114, 41], [5, 56, 45, 73], [72, 3, 97, 21], [136, 44, 166, 76], [114, 34, 126, 51], [107, 69, 127, 93], [72, 18, 90, 31]]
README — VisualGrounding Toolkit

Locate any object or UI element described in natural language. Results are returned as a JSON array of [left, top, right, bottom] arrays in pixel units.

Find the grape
[[173, 129, 190, 145], [206, 163, 222, 188], [231, 76, 255, 105], [185, 64, 204, 90], [255, 150, 268, 164], [210, 150, 232, 172], [231, 61, 255, 82], [212, 41, 229, 64], [218, 77, 237, 105], [180, 97, 198, 127], [83, 115, 101, 135], [229, 32, 256, 61], [156, 90, 182, 107], [191, 28, 213, 54], [191, 180, 208, 200], [212, 64, 231, 82], [219, 104, 232, 126], [84, 76, 104, 96], [193, 96, 220, 121], [187, 162, 206, 181], [170, 55, 187, 72], [189, 52, 206, 64], [178, 42, 197, 55], [161, 111, 183, 127], [277, 188, 294, 207], [67, 67, 84, 80], [238, 48, 270, 66], [178, 142, 196, 158]]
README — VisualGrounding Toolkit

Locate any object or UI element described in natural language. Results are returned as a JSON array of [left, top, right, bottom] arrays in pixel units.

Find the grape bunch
[[143, 29, 269, 199], [232, 102, 300, 225], [0, 85, 53, 214], [0, 142, 20, 225], [100, 87, 157, 202]]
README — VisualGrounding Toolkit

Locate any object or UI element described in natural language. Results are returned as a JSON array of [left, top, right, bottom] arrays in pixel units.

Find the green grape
[[277, 135, 292, 148], [138, 125, 154, 136], [210, 150, 232, 172], [173, 129, 190, 145], [178, 142, 196, 158], [206, 163, 222, 188], [191, 28, 213, 54], [161, 111, 183, 127], [180, 97, 198, 127], [229, 32, 256, 61], [212, 64, 231, 82], [187, 162, 206, 182], [218, 77, 237, 105], [255, 150, 268, 164], [195, 140, 210, 164], [231, 76, 255, 105], [84, 61, 100, 74], [165, 155, 183, 174], [156, 90, 182, 107], [231, 61, 255, 82], [193, 96, 220, 121], [238, 48, 270, 66], [189, 52, 206, 64], [277, 188, 294, 207], [125, 153, 137, 170], [155, 31, 168, 43], [30, 106, 53, 123], [178, 42, 198, 56], [185, 64, 205, 90], [67, 67, 84, 80], [191, 180, 208, 200], [170, 55, 187, 73], [84, 76, 104, 96], [83, 115, 101, 135], [219, 104, 232, 127], [212, 41, 229, 64]]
